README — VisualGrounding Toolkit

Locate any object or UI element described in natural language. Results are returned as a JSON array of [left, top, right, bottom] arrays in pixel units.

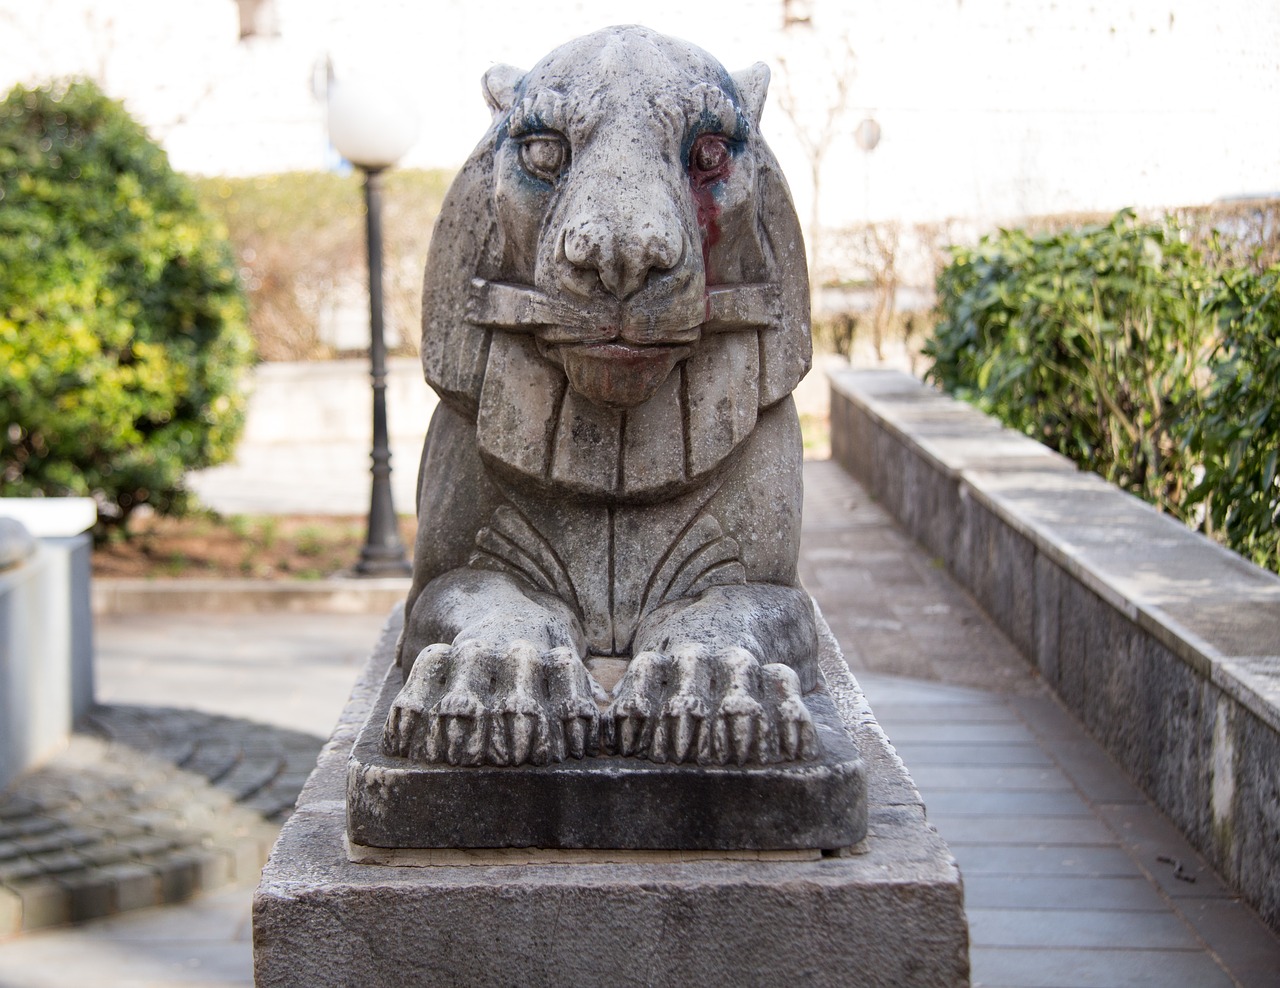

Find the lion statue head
[[421, 25, 810, 500]]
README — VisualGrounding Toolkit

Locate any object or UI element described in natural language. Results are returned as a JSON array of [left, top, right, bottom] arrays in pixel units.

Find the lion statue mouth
[[467, 278, 783, 408], [555, 342, 690, 409], [419, 25, 812, 501]]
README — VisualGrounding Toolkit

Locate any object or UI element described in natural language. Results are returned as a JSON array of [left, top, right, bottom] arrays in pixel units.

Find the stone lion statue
[[383, 25, 818, 768]]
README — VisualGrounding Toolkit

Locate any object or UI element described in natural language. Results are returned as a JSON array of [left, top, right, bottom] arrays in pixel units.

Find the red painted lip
[[558, 342, 691, 409]]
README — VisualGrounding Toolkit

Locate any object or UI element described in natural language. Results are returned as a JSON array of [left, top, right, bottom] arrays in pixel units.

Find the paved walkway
[[1, 461, 1278, 986], [801, 461, 1280, 987]]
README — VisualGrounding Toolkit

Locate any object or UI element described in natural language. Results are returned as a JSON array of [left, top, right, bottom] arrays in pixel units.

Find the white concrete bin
[[0, 498, 96, 789]]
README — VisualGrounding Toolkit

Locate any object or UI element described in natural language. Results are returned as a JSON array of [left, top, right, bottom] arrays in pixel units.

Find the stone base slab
[[346, 656, 866, 851], [253, 610, 969, 987]]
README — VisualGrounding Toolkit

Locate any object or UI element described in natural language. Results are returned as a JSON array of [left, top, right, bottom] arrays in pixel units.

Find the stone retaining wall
[[92, 577, 409, 617], [829, 368, 1280, 934]]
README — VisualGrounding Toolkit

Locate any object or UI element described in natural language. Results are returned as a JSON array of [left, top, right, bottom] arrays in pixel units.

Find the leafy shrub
[[1190, 265, 1280, 571], [193, 169, 450, 361], [926, 209, 1279, 573], [0, 79, 253, 529], [925, 210, 1216, 518]]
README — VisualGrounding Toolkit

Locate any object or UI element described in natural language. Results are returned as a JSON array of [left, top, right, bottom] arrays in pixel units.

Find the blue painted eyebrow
[[684, 84, 749, 142], [507, 91, 568, 137]]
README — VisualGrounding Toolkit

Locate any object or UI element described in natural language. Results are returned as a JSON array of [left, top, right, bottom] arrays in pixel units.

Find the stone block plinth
[[253, 612, 969, 987], [347, 660, 866, 852]]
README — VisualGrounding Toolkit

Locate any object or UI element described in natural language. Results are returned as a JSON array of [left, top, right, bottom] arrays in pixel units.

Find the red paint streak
[[689, 136, 732, 317]]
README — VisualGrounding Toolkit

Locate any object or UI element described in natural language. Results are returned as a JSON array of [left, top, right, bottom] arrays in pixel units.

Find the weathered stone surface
[[253, 611, 969, 987], [349, 616, 865, 850], [389, 26, 820, 773]]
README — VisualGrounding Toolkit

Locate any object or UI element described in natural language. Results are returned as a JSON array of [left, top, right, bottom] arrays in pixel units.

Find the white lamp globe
[[327, 77, 420, 170]]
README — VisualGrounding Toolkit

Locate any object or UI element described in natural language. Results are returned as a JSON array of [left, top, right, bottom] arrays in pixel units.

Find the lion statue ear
[[731, 62, 770, 128], [482, 64, 524, 116]]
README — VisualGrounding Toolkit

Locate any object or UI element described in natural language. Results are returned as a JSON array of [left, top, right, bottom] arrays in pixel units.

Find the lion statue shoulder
[[385, 25, 819, 768]]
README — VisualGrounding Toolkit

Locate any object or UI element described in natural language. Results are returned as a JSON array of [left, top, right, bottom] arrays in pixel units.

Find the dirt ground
[[91, 513, 418, 580]]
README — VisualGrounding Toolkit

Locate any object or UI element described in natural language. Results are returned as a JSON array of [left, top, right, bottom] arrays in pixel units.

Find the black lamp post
[[353, 165, 412, 575], [327, 78, 419, 577]]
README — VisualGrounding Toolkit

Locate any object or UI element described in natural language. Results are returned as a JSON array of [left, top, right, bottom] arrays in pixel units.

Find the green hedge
[[0, 79, 253, 529], [925, 209, 1279, 574], [1193, 264, 1280, 568]]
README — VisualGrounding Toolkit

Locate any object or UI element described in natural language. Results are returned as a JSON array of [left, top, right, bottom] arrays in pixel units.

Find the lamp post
[[327, 78, 419, 576]]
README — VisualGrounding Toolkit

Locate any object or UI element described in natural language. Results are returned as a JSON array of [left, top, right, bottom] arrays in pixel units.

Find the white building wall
[[2, 0, 1277, 228]]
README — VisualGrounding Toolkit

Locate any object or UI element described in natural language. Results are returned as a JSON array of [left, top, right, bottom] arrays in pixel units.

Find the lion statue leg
[[604, 584, 820, 765], [383, 568, 605, 766], [600, 402, 823, 766], [383, 406, 605, 767]]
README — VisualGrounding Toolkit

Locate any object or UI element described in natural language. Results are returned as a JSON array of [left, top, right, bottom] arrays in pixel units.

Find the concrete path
[[1, 461, 1278, 986]]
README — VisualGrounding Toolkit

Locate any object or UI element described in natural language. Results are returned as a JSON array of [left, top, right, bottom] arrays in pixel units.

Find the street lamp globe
[[327, 78, 420, 171], [855, 117, 881, 154]]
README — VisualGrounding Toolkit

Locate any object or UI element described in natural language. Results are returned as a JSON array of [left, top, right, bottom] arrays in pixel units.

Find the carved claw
[[437, 688, 488, 766], [603, 651, 667, 757], [655, 692, 711, 764], [604, 645, 820, 765], [382, 640, 601, 766], [765, 664, 819, 761], [547, 648, 601, 760], [611, 693, 653, 757], [382, 643, 449, 758]]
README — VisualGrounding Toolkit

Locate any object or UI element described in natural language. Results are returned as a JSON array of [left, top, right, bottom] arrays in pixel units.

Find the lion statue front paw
[[383, 640, 605, 766], [602, 646, 819, 765]]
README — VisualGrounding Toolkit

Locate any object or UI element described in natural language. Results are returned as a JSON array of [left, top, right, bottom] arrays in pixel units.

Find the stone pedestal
[[253, 611, 969, 987], [347, 656, 866, 852]]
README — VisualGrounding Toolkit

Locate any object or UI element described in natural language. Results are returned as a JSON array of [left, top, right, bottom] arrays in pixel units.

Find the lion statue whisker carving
[[383, 25, 820, 768]]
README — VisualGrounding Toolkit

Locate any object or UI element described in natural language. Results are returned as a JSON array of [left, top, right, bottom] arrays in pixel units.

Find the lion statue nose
[[561, 214, 683, 301]]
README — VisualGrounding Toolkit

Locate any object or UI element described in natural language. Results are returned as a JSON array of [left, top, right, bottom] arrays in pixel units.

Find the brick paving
[[0, 706, 318, 936], [0, 460, 1278, 987]]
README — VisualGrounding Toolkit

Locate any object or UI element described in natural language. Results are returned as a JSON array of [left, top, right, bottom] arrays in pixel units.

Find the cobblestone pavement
[[0, 706, 320, 936], [0, 603, 385, 944]]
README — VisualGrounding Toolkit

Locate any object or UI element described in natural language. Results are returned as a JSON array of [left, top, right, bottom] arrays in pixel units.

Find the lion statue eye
[[518, 134, 569, 182], [688, 134, 731, 183]]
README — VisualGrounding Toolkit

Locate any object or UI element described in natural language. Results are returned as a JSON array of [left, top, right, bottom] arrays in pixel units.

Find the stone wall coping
[[830, 368, 1280, 735], [0, 517, 37, 570], [91, 577, 411, 616], [0, 498, 97, 539]]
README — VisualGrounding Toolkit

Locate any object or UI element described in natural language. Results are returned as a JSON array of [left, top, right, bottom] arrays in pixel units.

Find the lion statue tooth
[[384, 25, 818, 767]]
